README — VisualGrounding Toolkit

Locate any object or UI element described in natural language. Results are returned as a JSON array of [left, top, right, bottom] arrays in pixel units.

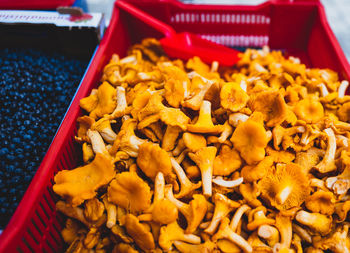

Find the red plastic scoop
[[116, 0, 241, 66]]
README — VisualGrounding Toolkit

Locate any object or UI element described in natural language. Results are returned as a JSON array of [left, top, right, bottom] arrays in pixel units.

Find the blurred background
[[75, 0, 350, 61]]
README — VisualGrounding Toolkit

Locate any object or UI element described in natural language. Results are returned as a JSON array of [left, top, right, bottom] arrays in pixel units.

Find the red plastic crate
[[0, 0, 349, 252]]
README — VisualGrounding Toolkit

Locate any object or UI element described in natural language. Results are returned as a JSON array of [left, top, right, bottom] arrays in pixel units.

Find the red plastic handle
[[115, 0, 176, 37]]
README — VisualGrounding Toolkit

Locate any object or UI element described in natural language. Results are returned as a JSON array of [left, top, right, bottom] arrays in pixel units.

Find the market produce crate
[[0, 0, 349, 252]]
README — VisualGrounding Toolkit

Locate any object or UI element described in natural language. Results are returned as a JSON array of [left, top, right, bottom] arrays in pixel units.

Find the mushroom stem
[[202, 167, 212, 196], [317, 83, 329, 97], [170, 158, 201, 198], [212, 218, 252, 253], [336, 135, 348, 148], [173, 138, 185, 156], [102, 197, 117, 229], [295, 210, 332, 236], [275, 214, 292, 248], [175, 149, 189, 164], [228, 113, 249, 127], [230, 204, 251, 232], [212, 177, 243, 188], [211, 61, 219, 72], [162, 125, 182, 151], [218, 121, 233, 143], [87, 130, 109, 155], [165, 185, 185, 210], [338, 80, 349, 98], [313, 128, 336, 173], [205, 193, 240, 234], [154, 172, 165, 202], [309, 178, 328, 191], [240, 80, 247, 92], [109, 86, 127, 119], [258, 225, 280, 247], [292, 223, 312, 244], [276, 186, 292, 205]]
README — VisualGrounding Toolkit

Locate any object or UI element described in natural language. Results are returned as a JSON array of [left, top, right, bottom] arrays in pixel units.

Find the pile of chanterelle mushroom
[[53, 38, 350, 252]]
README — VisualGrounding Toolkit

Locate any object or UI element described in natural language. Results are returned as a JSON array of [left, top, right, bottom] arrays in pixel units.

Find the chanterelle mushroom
[[249, 89, 288, 127], [258, 163, 310, 210], [231, 112, 268, 165], [107, 171, 152, 213], [220, 81, 249, 112], [187, 100, 223, 134], [205, 193, 240, 235], [53, 154, 115, 206], [158, 222, 201, 251], [313, 224, 350, 253], [55, 39, 350, 252], [213, 145, 242, 176], [294, 96, 324, 123], [137, 142, 175, 181], [188, 146, 217, 196], [122, 214, 155, 251], [212, 218, 253, 253], [89, 81, 117, 119], [295, 210, 332, 236], [165, 185, 207, 234]]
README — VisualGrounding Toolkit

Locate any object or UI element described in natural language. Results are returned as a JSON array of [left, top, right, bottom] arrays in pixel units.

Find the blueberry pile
[[0, 48, 89, 229]]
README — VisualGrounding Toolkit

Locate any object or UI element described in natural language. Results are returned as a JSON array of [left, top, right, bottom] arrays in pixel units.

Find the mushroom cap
[[249, 90, 288, 127], [185, 194, 208, 234], [80, 89, 98, 113], [337, 102, 350, 122], [230, 115, 268, 165], [220, 82, 249, 112], [188, 146, 217, 169], [182, 132, 207, 152], [174, 241, 217, 253], [84, 198, 105, 222], [163, 65, 189, 108], [295, 210, 333, 236], [159, 107, 190, 131], [335, 200, 350, 222], [294, 148, 322, 174], [152, 199, 178, 225], [53, 154, 115, 206], [123, 214, 155, 251], [107, 172, 152, 213], [90, 81, 117, 119], [213, 145, 242, 176], [113, 243, 138, 253], [164, 78, 185, 108], [313, 224, 350, 253], [258, 163, 310, 210], [241, 156, 274, 183], [137, 93, 166, 121], [217, 239, 241, 253], [239, 183, 262, 208], [186, 56, 210, 74], [266, 146, 295, 164], [294, 97, 324, 123], [246, 207, 275, 231], [137, 142, 173, 180], [159, 221, 201, 251], [76, 116, 95, 142], [305, 191, 336, 215]]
